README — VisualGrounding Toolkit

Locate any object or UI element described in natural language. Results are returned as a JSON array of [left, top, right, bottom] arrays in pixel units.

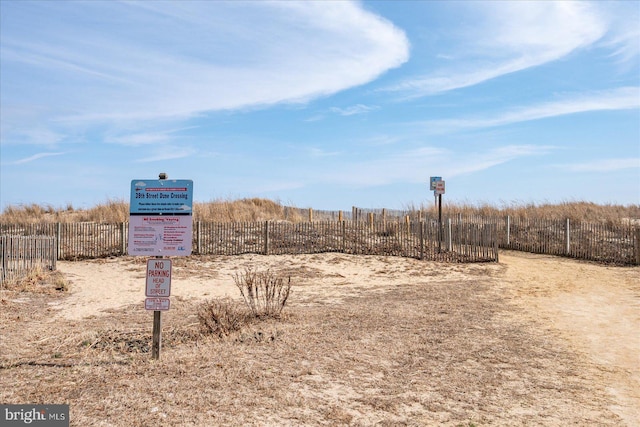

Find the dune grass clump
[[233, 268, 292, 319], [197, 298, 249, 338], [1, 266, 69, 294]]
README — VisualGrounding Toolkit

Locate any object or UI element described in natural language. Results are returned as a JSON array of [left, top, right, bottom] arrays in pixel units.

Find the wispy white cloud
[[303, 114, 325, 123], [1, 1, 409, 145], [423, 87, 640, 133], [322, 144, 551, 187], [12, 152, 65, 165], [384, 2, 608, 96], [447, 145, 555, 177], [559, 158, 640, 172], [597, 1, 640, 66], [330, 104, 379, 116], [105, 127, 196, 146], [134, 146, 196, 163]]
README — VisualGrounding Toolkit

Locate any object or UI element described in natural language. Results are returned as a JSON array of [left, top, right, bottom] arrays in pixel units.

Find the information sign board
[[435, 180, 446, 195], [146, 259, 171, 297], [430, 176, 442, 191], [128, 179, 193, 256]]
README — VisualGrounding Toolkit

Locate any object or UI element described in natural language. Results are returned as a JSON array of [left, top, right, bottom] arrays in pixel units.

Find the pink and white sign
[[128, 215, 192, 256], [146, 259, 171, 297]]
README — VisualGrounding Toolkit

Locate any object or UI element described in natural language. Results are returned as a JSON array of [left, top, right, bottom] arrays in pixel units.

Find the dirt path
[[498, 251, 640, 426]]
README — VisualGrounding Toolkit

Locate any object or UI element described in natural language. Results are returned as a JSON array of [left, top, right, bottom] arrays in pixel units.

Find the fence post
[[342, 220, 346, 253], [56, 222, 62, 260], [52, 236, 57, 271], [308, 208, 313, 222], [447, 218, 452, 252], [565, 218, 570, 255], [1, 236, 5, 284], [494, 224, 499, 262], [405, 215, 410, 239], [506, 215, 510, 247], [264, 220, 269, 255], [635, 227, 640, 265], [419, 221, 424, 260], [120, 222, 126, 255], [338, 210, 343, 222], [197, 221, 202, 255]]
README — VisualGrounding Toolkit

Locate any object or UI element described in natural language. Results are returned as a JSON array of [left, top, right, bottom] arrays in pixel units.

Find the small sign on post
[[145, 298, 171, 311], [146, 259, 172, 298], [435, 180, 445, 195], [430, 176, 442, 191]]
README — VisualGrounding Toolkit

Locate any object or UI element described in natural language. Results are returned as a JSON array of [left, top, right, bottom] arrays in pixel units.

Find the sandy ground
[[49, 251, 640, 425], [497, 251, 640, 426]]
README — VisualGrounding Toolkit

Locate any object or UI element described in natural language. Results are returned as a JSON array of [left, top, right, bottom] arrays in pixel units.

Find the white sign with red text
[[146, 259, 172, 297], [128, 215, 192, 256], [145, 297, 171, 311]]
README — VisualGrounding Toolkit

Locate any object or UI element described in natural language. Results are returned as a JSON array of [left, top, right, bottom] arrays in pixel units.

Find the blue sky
[[1, 1, 639, 211]]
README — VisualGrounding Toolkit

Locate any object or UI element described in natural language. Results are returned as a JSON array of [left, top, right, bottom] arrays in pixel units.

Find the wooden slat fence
[[195, 220, 497, 262], [498, 216, 639, 265], [0, 223, 126, 260], [2, 216, 637, 265], [0, 221, 498, 262], [1, 235, 57, 284]]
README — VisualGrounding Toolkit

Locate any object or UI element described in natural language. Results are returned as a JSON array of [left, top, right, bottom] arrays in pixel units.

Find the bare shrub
[[233, 268, 291, 318], [197, 298, 249, 337]]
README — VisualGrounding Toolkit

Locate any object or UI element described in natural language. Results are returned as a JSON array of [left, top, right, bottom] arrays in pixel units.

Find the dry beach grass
[[1, 251, 638, 426], [2, 198, 638, 224]]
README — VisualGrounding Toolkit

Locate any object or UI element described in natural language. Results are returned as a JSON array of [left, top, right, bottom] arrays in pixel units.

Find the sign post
[[430, 177, 445, 252], [129, 173, 193, 360]]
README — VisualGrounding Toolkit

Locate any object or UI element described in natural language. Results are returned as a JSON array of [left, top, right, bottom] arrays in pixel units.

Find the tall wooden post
[[419, 221, 424, 260], [565, 218, 570, 256], [438, 194, 443, 252], [152, 172, 167, 361], [196, 221, 202, 255], [405, 215, 410, 239], [342, 220, 346, 254], [152, 306, 162, 360], [56, 223, 62, 260], [120, 222, 126, 255], [635, 227, 640, 265], [151, 253, 164, 360]]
